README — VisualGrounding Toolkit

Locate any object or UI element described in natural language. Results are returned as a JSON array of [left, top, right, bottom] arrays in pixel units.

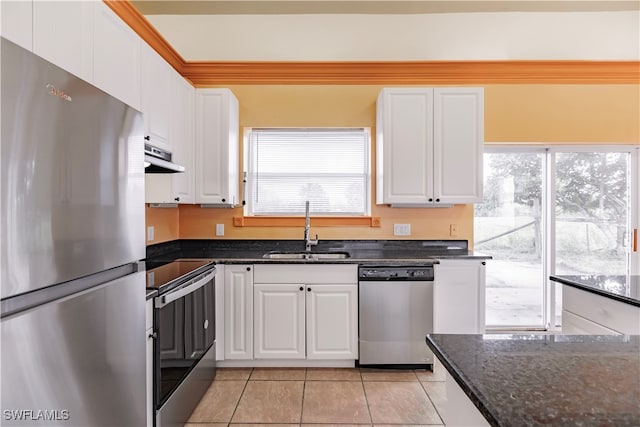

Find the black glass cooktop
[[145, 259, 214, 291]]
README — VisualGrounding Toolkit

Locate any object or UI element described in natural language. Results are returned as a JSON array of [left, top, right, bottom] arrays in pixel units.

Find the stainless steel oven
[[146, 260, 217, 427], [358, 264, 434, 367]]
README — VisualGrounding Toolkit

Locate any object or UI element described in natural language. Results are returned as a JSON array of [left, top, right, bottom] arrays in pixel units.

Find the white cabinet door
[[254, 284, 306, 359], [145, 73, 195, 204], [434, 88, 484, 204], [224, 265, 253, 359], [434, 260, 486, 334], [141, 43, 172, 151], [170, 75, 195, 204], [33, 0, 94, 82], [1, 0, 33, 50], [376, 87, 484, 206], [306, 285, 358, 360], [93, 1, 140, 110], [194, 88, 239, 206], [376, 88, 434, 205]]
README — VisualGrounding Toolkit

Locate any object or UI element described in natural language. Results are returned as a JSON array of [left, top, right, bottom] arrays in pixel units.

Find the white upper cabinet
[[376, 88, 434, 206], [376, 87, 484, 206], [141, 43, 172, 151], [170, 74, 196, 204], [93, 1, 141, 110], [194, 89, 240, 206], [33, 1, 94, 82], [1, 1, 33, 50], [145, 72, 195, 204], [433, 88, 484, 203]]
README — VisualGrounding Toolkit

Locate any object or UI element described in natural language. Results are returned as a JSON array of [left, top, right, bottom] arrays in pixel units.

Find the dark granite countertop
[[146, 239, 490, 264], [550, 275, 640, 307], [426, 334, 640, 427], [146, 289, 157, 300]]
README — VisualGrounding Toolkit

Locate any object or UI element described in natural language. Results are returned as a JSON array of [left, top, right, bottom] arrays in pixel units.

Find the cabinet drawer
[[563, 286, 640, 334], [561, 310, 620, 335], [254, 264, 357, 284]]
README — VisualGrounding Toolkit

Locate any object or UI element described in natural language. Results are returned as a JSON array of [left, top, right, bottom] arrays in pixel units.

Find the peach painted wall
[[146, 205, 179, 244], [146, 83, 640, 246]]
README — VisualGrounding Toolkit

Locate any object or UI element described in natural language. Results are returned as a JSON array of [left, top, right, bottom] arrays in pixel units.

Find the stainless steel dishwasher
[[358, 265, 434, 367]]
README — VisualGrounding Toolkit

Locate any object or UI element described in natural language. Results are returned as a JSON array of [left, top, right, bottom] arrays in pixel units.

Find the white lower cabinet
[[562, 285, 640, 334], [561, 310, 619, 335], [224, 265, 254, 359], [441, 372, 490, 427], [254, 284, 306, 359], [253, 282, 358, 360], [434, 260, 486, 334], [306, 284, 358, 359], [253, 264, 358, 361]]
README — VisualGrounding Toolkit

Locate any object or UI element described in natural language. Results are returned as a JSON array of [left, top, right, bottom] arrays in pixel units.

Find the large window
[[475, 146, 638, 330], [245, 128, 371, 216]]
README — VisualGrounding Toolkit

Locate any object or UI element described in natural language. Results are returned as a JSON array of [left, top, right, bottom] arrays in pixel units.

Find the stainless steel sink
[[262, 251, 350, 260]]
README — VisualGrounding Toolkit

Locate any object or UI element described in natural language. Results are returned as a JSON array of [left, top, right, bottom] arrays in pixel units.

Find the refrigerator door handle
[[155, 269, 216, 308]]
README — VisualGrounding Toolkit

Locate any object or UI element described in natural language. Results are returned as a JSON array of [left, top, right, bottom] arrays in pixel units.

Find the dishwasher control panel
[[358, 266, 434, 281]]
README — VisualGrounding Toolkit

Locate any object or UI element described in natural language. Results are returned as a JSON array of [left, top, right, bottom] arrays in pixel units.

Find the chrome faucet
[[304, 200, 319, 252]]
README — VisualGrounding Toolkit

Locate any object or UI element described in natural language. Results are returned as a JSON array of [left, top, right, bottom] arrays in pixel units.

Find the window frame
[[479, 144, 639, 331], [243, 127, 372, 217]]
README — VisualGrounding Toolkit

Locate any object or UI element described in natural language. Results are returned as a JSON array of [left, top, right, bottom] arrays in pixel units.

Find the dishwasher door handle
[[155, 269, 216, 308]]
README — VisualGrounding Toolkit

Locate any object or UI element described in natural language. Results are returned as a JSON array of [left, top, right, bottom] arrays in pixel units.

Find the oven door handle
[[155, 268, 216, 308]]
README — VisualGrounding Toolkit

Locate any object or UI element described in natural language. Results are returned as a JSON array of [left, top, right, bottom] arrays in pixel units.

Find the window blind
[[247, 128, 370, 216]]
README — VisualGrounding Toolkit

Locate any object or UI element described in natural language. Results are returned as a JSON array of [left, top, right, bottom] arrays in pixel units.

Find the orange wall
[[145, 83, 640, 246], [146, 205, 179, 244]]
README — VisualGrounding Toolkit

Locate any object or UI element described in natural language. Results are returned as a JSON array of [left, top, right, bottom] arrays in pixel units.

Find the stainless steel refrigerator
[[1, 38, 147, 426]]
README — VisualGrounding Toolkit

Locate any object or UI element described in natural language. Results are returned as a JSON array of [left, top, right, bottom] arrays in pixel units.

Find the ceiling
[[132, 1, 640, 15], [129, 0, 640, 61]]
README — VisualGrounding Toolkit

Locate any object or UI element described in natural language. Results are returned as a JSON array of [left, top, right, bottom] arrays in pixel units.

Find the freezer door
[[1, 37, 145, 297], [1, 271, 146, 426]]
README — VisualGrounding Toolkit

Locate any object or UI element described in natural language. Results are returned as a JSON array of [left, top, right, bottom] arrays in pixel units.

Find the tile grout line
[[226, 368, 253, 425], [359, 371, 375, 426], [418, 379, 446, 427], [300, 368, 307, 425]]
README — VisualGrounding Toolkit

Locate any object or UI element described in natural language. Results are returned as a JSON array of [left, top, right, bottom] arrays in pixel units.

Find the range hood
[[144, 144, 185, 173]]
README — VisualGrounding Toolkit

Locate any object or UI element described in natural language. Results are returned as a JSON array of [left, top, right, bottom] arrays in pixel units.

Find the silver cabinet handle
[[155, 269, 216, 308]]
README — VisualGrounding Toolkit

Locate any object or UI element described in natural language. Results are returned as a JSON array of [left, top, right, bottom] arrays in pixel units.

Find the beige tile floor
[[186, 365, 447, 427]]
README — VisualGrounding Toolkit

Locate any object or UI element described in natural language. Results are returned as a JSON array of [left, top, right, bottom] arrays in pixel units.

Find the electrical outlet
[[216, 224, 224, 236], [147, 226, 154, 241], [393, 223, 411, 236], [450, 224, 458, 236]]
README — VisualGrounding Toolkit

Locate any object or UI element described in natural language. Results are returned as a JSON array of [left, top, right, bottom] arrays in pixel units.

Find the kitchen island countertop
[[425, 333, 640, 427]]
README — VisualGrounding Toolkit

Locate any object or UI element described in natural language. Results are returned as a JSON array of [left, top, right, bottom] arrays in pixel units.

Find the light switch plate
[[393, 223, 411, 236], [147, 226, 154, 241], [216, 224, 224, 236]]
